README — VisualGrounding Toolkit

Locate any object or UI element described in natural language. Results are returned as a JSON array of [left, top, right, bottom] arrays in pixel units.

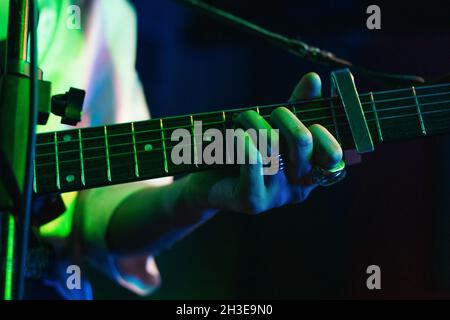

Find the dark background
[[90, 0, 450, 299]]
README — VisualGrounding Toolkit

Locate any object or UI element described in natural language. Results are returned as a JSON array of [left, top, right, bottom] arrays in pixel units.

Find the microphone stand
[[0, 0, 40, 300], [0, 0, 84, 300], [176, 0, 427, 87]]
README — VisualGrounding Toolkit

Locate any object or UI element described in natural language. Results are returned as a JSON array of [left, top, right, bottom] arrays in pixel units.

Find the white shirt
[[29, 0, 171, 297]]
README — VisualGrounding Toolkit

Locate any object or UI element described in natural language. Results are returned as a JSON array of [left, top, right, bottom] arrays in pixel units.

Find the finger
[[234, 129, 266, 214], [270, 107, 313, 182], [234, 110, 275, 141], [289, 72, 322, 102], [234, 110, 281, 181], [308, 124, 343, 169]]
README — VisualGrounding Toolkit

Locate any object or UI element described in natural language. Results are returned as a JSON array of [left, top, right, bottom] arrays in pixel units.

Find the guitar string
[[35, 96, 334, 147], [34, 98, 450, 175], [34, 97, 450, 160], [37, 80, 450, 147], [34, 106, 449, 191], [36, 116, 345, 170], [35, 115, 338, 157], [370, 82, 450, 96], [35, 98, 450, 165], [34, 89, 450, 150]]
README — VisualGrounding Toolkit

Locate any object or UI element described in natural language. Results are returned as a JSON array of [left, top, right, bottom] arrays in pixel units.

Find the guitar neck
[[34, 83, 450, 195]]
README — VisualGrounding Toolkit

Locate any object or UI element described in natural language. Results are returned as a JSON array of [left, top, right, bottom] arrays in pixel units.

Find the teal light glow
[[0, 0, 9, 41], [4, 214, 15, 300]]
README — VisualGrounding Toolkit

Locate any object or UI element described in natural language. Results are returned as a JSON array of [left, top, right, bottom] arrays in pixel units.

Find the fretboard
[[34, 82, 450, 195]]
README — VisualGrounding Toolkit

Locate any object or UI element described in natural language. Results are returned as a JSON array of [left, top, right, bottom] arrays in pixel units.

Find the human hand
[[184, 72, 343, 215]]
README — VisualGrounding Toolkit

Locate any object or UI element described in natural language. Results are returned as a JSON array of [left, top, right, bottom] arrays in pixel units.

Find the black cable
[[175, 0, 426, 87]]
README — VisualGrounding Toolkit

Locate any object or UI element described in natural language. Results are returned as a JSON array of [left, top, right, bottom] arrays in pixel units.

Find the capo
[[331, 68, 374, 153]]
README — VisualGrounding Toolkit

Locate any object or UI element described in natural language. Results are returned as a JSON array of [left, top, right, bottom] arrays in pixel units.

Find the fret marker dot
[[63, 135, 72, 142], [66, 175, 75, 183], [144, 144, 153, 152]]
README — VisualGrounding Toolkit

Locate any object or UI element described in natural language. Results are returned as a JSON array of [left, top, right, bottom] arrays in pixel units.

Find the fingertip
[[309, 124, 343, 168], [290, 72, 322, 101], [301, 72, 322, 97], [305, 72, 322, 90]]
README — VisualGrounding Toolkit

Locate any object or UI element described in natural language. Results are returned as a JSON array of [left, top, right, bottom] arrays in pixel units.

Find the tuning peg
[[51, 87, 85, 126]]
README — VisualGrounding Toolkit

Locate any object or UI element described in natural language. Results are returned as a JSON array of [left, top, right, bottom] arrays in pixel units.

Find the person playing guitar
[[0, 0, 345, 299]]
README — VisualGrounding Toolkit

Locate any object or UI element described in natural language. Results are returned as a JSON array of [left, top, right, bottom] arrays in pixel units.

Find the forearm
[[106, 175, 218, 256]]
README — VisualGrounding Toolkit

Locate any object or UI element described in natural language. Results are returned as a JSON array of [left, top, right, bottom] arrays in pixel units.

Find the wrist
[[179, 174, 219, 218]]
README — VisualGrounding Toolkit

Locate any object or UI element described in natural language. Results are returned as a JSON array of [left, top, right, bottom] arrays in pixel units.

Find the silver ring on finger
[[311, 160, 346, 187]]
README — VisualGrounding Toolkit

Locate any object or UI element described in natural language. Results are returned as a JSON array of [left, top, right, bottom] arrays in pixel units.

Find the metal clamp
[[331, 68, 374, 153]]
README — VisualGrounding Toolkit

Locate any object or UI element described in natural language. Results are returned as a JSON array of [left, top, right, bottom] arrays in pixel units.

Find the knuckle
[[308, 123, 322, 131], [270, 106, 290, 120], [292, 127, 313, 148], [241, 110, 259, 118]]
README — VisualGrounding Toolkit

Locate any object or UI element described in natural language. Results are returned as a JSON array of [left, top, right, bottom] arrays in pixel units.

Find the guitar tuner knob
[[51, 87, 86, 126]]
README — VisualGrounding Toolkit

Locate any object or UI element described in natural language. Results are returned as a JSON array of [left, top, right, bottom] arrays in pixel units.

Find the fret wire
[[34, 88, 450, 148], [131, 122, 140, 178], [222, 111, 232, 164], [33, 159, 37, 193], [160, 119, 169, 173], [54, 132, 61, 190], [369, 92, 383, 142], [104, 126, 112, 182], [78, 129, 86, 186], [412, 86, 427, 135], [190, 115, 199, 168]]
